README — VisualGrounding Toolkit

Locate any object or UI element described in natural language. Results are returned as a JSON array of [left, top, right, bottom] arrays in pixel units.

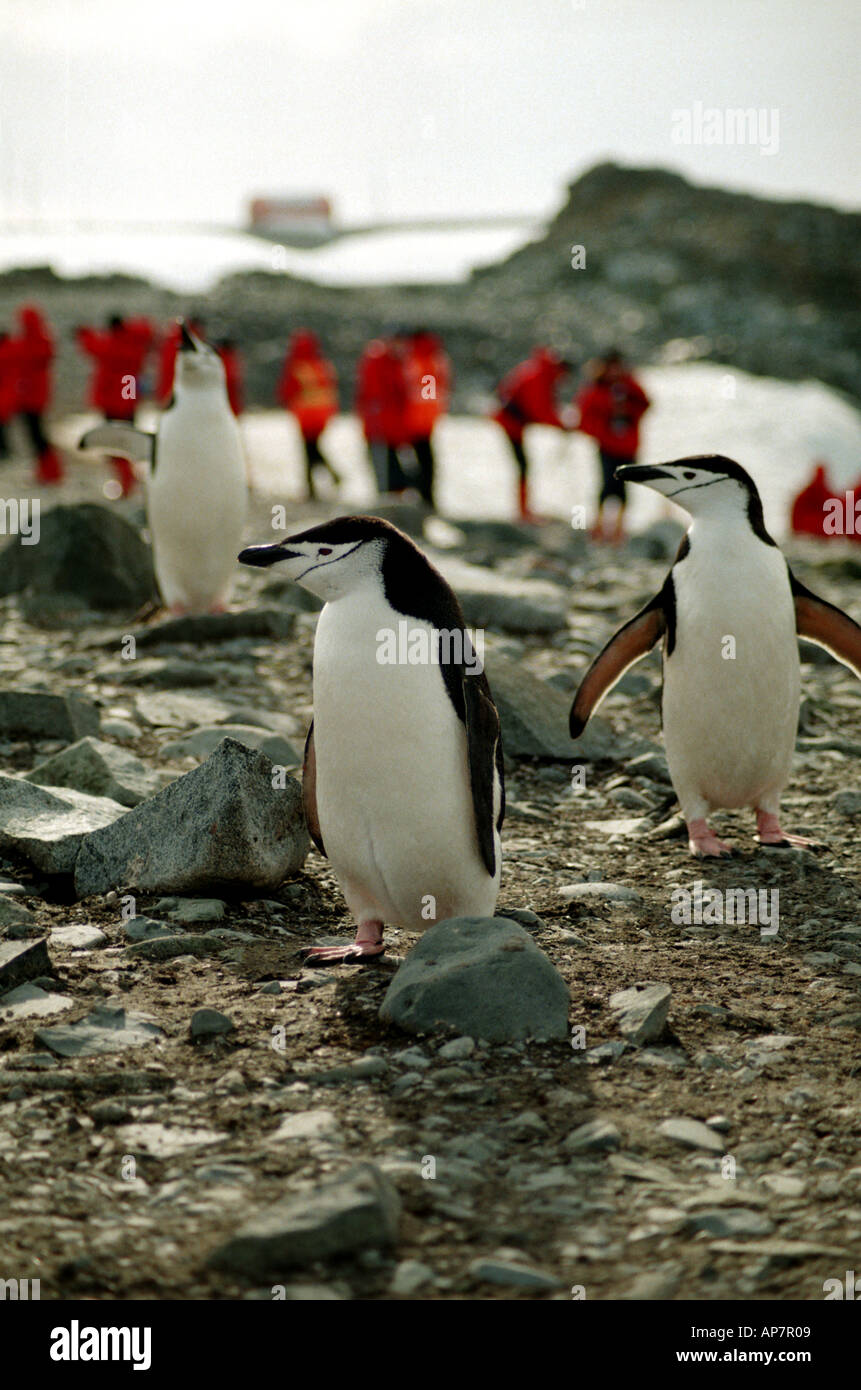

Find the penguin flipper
[[302, 722, 326, 857], [791, 574, 861, 679], [78, 423, 155, 466], [463, 674, 502, 878], [569, 597, 666, 736]]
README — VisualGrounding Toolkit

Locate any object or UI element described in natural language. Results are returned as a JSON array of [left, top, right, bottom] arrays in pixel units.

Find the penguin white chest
[[148, 399, 247, 612], [311, 590, 499, 929], [662, 533, 800, 814]]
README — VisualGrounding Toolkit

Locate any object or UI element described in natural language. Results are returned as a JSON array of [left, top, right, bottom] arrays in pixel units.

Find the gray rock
[[117, 1123, 226, 1157], [159, 725, 301, 767], [438, 1036, 476, 1060], [560, 882, 644, 906], [468, 1257, 561, 1290], [0, 690, 99, 742], [390, 1259, 435, 1295], [0, 894, 35, 929], [609, 982, 671, 1045], [432, 554, 568, 634], [0, 774, 126, 875], [379, 916, 569, 1042], [0, 503, 157, 611], [628, 519, 687, 561], [270, 1109, 340, 1142], [154, 897, 226, 924], [0, 983, 74, 1019], [100, 718, 141, 743], [125, 934, 224, 961], [829, 790, 861, 817], [688, 1208, 775, 1238], [134, 691, 238, 729], [659, 1117, 725, 1154], [564, 1118, 622, 1153], [0, 937, 52, 990], [135, 608, 295, 647], [35, 1003, 164, 1057], [190, 1008, 235, 1041], [487, 654, 618, 759], [25, 737, 161, 808], [49, 924, 107, 950], [208, 1163, 400, 1274], [122, 916, 177, 942], [74, 738, 309, 896]]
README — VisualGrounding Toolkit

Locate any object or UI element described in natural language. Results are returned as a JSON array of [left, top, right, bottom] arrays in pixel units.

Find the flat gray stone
[[208, 1163, 400, 1274], [134, 692, 238, 729], [270, 1109, 340, 1142], [25, 737, 161, 807], [688, 1208, 775, 1238], [49, 924, 107, 950], [122, 916, 177, 942], [125, 934, 224, 961], [35, 1003, 164, 1057], [0, 894, 35, 928], [154, 897, 226, 924], [560, 882, 644, 905], [564, 1118, 622, 1154], [135, 608, 295, 647], [433, 554, 568, 634], [0, 690, 99, 742], [609, 982, 671, 1045], [659, 1117, 725, 1154], [159, 725, 301, 767], [379, 916, 570, 1042], [75, 738, 309, 896], [0, 775, 126, 875], [468, 1257, 561, 1290], [0, 983, 74, 1020], [116, 1122, 226, 1157], [0, 937, 52, 990]]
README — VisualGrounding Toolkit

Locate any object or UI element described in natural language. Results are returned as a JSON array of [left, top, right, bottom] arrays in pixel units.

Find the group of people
[[1, 301, 655, 537]]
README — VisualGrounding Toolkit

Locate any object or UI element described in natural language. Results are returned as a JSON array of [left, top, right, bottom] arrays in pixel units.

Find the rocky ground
[[0, 486, 859, 1303]]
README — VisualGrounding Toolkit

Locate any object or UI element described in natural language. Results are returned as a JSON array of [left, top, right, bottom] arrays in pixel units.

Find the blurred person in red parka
[[790, 462, 839, 539], [493, 347, 570, 521], [402, 327, 450, 509], [216, 338, 244, 417], [0, 330, 17, 461], [10, 304, 63, 484], [576, 348, 650, 543], [278, 329, 340, 498], [76, 313, 154, 494], [355, 334, 408, 495]]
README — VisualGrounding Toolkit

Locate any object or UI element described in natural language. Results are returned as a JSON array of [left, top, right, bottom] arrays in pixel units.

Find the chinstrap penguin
[[79, 321, 247, 614], [568, 455, 861, 857], [239, 516, 505, 963]]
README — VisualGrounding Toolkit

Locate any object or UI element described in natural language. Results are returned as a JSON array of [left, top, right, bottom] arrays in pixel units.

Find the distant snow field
[[0, 223, 540, 293], [55, 362, 861, 539]]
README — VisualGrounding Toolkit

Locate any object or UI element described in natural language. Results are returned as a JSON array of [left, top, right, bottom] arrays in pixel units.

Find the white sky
[[1, 0, 858, 225]]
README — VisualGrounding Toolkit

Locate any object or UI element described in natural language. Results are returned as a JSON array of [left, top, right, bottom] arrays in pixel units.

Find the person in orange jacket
[[493, 347, 570, 521], [76, 314, 154, 494], [278, 329, 340, 498], [216, 338, 244, 417], [576, 348, 650, 543], [402, 327, 450, 509], [10, 304, 63, 484], [355, 335, 409, 495], [790, 462, 839, 539]]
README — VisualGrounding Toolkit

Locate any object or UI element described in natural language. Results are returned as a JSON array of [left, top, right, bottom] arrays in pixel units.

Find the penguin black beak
[[179, 320, 198, 352], [615, 464, 672, 483], [238, 543, 300, 568]]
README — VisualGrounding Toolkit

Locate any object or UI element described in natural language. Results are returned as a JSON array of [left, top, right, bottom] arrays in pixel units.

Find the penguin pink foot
[[755, 811, 815, 849], [687, 818, 733, 858], [300, 920, 386, 967]]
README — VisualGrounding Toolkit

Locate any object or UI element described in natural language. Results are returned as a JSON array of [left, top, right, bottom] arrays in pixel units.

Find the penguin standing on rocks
[[80, 322, 247, 614], [239, 516, 505, 963], [568, 455, 861, 857]]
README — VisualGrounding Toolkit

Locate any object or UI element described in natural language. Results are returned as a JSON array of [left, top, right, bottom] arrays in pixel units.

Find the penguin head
[[174, 320, 225, 392], [239, 516, 398, 601], [617, 455, 764, 517]]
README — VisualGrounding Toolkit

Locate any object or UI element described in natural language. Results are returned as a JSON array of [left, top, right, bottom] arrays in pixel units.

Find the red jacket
[[77, 318, 153, 418], [278, 332, 337, 436], [12, 305, 54, 413], [217, 344, 244, 416], [791, 466, 837, 538], [355, 340, 406, 446], [0, 335, 17, 423], [402, 333, 450, 440], [577, 372, 650, 458], [493, 351, 566, 443]]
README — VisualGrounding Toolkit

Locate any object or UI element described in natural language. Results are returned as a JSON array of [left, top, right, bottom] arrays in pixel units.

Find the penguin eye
[[318, 547, 333, 556], [683, 471, 696, 479]]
